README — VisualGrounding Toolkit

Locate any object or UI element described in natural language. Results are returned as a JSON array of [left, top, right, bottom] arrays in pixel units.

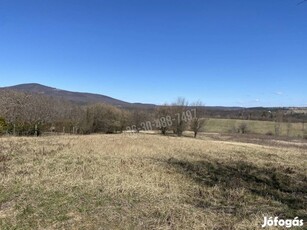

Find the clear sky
[[0, 0, 306, 107]]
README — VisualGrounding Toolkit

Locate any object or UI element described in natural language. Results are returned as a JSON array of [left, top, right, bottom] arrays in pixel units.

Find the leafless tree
[[0, 89, 83, 135], [171, 97, 189, 136], [131, 110, 148, 132], [190, 101, 207, 138], [155, 104, 172, 135]]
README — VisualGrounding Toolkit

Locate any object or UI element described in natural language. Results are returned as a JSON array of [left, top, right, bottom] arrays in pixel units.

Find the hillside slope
[[0, 83, 155, 108]]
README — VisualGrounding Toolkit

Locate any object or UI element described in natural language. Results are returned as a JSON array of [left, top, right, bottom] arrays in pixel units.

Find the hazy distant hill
[[0, 83, 246, 112], [0, 83, 241, 109], [0, 83, 156, 108], [2, 83, 303, 112], [1, 83, 306, 122]]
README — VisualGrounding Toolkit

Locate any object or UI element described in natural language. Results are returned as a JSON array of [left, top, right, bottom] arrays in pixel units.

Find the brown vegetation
[[0, 134, 306, 229]]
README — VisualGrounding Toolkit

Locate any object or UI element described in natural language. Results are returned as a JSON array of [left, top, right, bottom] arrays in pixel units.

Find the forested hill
[[0, 83, 155, 108]]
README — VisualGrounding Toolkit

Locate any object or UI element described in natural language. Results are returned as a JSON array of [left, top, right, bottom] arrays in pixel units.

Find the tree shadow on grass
[[167, 157, 307, 219]]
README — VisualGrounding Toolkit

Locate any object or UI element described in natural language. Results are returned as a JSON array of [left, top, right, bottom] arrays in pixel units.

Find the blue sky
[[0, 0, 306, 107]]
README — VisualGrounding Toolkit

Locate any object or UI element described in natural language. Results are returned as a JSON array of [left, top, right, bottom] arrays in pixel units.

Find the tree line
[[0, 90, 207, 137]]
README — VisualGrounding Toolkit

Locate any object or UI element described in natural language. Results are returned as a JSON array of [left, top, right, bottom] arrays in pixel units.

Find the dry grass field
[[0, 134, 306, 229]]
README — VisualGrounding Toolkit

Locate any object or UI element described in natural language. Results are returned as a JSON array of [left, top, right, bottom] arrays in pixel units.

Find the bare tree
[[171, 98, 189, 137], [155, 104, 172, 135], [131, 110, 148, 132], [0, 89, 85, 135], [190, 101, 206, 138], [191, 118, 207, 138]]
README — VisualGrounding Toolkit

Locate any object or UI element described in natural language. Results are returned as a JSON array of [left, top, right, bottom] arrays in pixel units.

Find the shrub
[[80, 104, 127, 134], [5, 122, 41, 136], [266, 131, 274, 136], [238, 123, 248, 134]]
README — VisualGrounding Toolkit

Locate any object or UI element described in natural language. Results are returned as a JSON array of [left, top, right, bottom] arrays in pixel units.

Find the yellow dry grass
[[0, 134, 306, 229]]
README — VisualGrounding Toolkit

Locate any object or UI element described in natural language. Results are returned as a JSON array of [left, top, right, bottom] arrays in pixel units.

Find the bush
[[80, 104, 128, 134], [237, 123, 248, 134], [5, 123, 41, 136], [266, 131, 274, 136]]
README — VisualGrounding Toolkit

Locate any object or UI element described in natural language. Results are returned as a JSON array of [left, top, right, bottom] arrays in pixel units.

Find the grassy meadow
[[0, 134, 306, 229], [204, 118, 306, 138]]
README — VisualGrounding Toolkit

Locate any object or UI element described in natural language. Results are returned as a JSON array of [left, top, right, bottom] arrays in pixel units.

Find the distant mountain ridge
[[0, 83, 156, 108], [3, 83, 302, 111]]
